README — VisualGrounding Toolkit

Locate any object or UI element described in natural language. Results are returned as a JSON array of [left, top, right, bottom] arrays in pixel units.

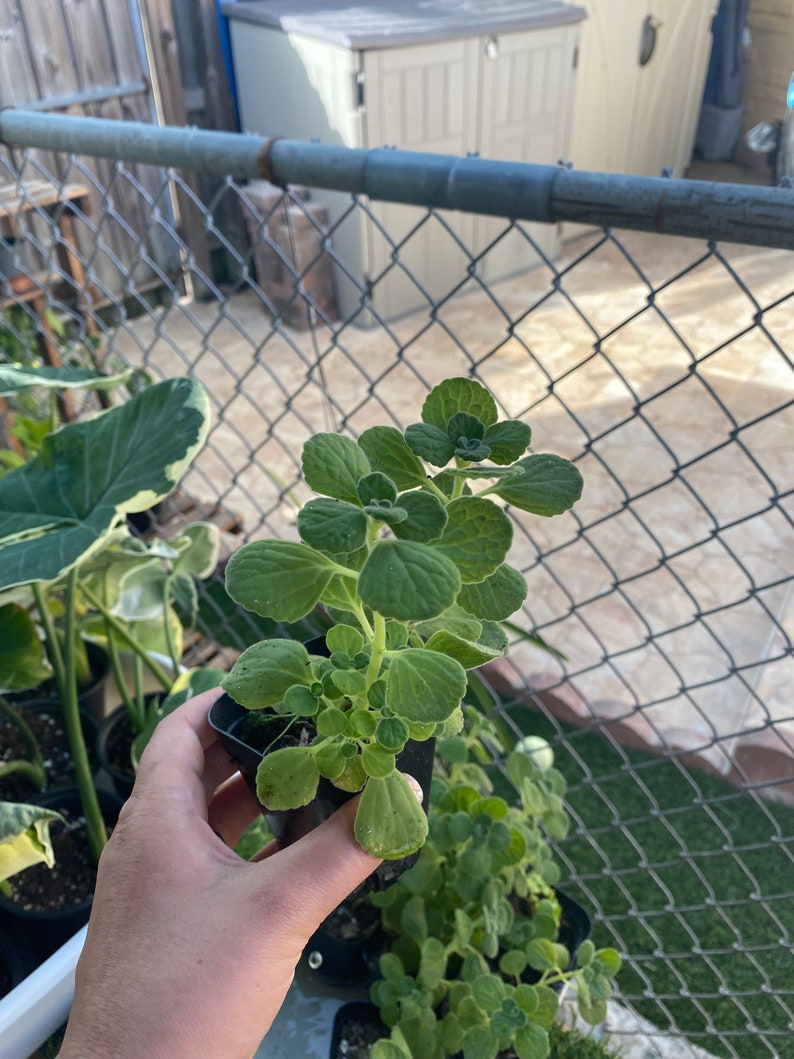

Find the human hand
[[58, 686, 388, 1059]]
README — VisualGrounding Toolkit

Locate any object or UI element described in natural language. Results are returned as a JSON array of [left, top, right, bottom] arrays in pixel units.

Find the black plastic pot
[[0, 699, 100, 804], [208, 639, 435, 892], [0, 787, 123, 961], [97, 699, 157, 800], [329, 1001, 387, 1058], [553, 889, 592, 974], [305, 893, 384, 987]]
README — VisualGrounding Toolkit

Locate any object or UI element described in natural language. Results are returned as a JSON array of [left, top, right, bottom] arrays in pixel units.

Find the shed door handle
[[639, 15, 661, 67]]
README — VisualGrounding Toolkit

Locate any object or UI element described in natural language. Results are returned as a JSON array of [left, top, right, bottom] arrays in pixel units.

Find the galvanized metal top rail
[[2, 109, 793, 252]]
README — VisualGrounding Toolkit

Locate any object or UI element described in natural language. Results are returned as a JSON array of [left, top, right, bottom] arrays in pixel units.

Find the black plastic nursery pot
[[0, 787, 124, 961], [96, 695, 163, 801], [209, 691, 435, 892], [0, 699, 100, 804], [329, 1001, 386, 1059]]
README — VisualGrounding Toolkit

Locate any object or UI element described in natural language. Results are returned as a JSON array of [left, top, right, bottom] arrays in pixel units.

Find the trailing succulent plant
[[222, 377, 583, 861], [368, 712, 622, 1059]]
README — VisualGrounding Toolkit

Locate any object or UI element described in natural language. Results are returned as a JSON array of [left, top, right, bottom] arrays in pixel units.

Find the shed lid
[[221, 0, 586, 49]]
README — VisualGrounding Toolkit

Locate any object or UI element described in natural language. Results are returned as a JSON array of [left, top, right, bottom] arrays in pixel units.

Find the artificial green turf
[[506, 701, 794, 1059]]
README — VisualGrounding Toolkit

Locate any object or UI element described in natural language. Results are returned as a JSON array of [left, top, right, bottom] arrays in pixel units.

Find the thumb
[[253, 774, 423, 941]]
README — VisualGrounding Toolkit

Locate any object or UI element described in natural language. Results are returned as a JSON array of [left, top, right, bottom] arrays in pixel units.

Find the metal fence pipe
[[18, 82, 150, 113], [2, 109, 794, 251]]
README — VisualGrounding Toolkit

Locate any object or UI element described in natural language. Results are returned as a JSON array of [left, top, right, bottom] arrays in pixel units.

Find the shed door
[[362, 39, 478, 320], [474, 24, 581, 282], [570, 0, 716, 177]]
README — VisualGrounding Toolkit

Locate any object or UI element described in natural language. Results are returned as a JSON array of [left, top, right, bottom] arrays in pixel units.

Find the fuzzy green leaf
[[357, 471, 398, 505], [457, 563, 527, 621], [482, 419, 532, 464], [514, 1023, 550, 1059], [462, 1025, 499, 1059], [404, 422, 455, 466], [326, 624, 365, 656], [434, 497, 512, 583], [302, 432, 371, 503], [362, 743, 396, 779], [225, 540, 338, 621], [354, 771, 429, 859], [358, 540, 461, 621], [471, 974, 506, 1012], [297, 498, 368, 554], [222, 639, 311, 709], [390, 490, 448, 543], [357, 425, 428, 490], [492, 454, 583, 516], [424, 621, 508, 668], [385, 648, 467, 722], [421, 378, 498, 430], [256, 746, 320, 809], [419, 937, 447, 990]]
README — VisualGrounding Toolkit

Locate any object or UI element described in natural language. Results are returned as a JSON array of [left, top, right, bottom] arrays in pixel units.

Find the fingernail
[[401, 773, 424, 803]]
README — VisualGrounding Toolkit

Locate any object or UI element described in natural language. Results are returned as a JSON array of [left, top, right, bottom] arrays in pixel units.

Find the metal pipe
[[2, 109, 794, 251], [16, 82, 149, 113]]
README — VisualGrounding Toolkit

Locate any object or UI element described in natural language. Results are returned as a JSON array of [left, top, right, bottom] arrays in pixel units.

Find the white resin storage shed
[[223, 0, 586, 322]]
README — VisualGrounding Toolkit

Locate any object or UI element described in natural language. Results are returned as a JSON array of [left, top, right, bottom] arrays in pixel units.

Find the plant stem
[[367, 611, 387, 687], [80, 583, 173, 690], [62, 568, 107, 862], [0, 695, 47, 789], [32, 583, 66, 694], [161, 575, 180, 679], [105, 625, 146, 732]]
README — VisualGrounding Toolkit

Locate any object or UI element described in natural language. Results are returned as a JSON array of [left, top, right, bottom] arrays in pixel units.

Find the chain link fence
[[1, 121, 793, 1059]]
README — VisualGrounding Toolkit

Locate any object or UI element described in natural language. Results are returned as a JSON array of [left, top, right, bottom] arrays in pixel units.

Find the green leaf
[[365, 503, 408, 526], [225, 540, 338, 622], [222, 639, 311, 709], [526, 939, 560, 973], [357, 426, 427, 490], [314, 741, 347, 780], [514, 1023, 550, 1059], [401, 895, 428, 944], [421, 378, 498, 430], [0, 802, 64, 882], [0, 603, 50, 690], [390, 490, 448, 543], [0, 363, 132, 397], [576, 940, 595, 967], [404, 423, 455, 466], [434, 497, 512, 583], [415, 606, 481, 642], [256, 746, 320, 809], [357, 471, 398, 505], [375, 716, 410, 752], [492, 453, 583, 516], [326, 624, 365, 656], [386, 649, 467, 723], [462, 1025, 499, 1059], [594, 948, 622, 977], [0, 378, 210, 591], [457, 563, 528, 621], [354, 771, 429, 859], [301, 432, 371, 503], [482, 420, 532, 464], [471, 974, 505, 1012], [169, 522, 221, 580], [424, 622, 508, 668], [297, 498, 368, 554], [358, 540, 461, 621], [362, 743, 396, 778], [419, 937, 448, 990]]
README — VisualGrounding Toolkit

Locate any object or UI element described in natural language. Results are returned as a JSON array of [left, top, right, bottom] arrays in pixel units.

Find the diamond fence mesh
[[1, 134, 793, 1059]]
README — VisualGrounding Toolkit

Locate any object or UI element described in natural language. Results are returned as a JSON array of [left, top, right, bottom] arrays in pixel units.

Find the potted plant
[[366, 709, 621, 1059], [212, 376, 583, 873]]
